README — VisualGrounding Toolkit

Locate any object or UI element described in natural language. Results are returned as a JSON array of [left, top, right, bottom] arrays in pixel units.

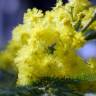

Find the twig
[[80, 10, 96, 32]]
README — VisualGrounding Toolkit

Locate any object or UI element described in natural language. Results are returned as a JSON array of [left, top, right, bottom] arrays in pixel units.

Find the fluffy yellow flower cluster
[[0, 40, 20, 72], [13, 0, 96, 86], [0, 0, 96, 86]]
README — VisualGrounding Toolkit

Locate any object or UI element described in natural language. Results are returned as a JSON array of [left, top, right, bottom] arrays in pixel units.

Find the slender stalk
[[80, 10, 96, 32]]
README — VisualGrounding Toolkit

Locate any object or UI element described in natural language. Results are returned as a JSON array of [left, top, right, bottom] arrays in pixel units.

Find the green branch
[[81, 10, 96, 32]]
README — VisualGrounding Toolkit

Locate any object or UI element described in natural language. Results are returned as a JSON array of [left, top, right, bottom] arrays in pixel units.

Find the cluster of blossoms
[[0, 0, 96, 86]]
